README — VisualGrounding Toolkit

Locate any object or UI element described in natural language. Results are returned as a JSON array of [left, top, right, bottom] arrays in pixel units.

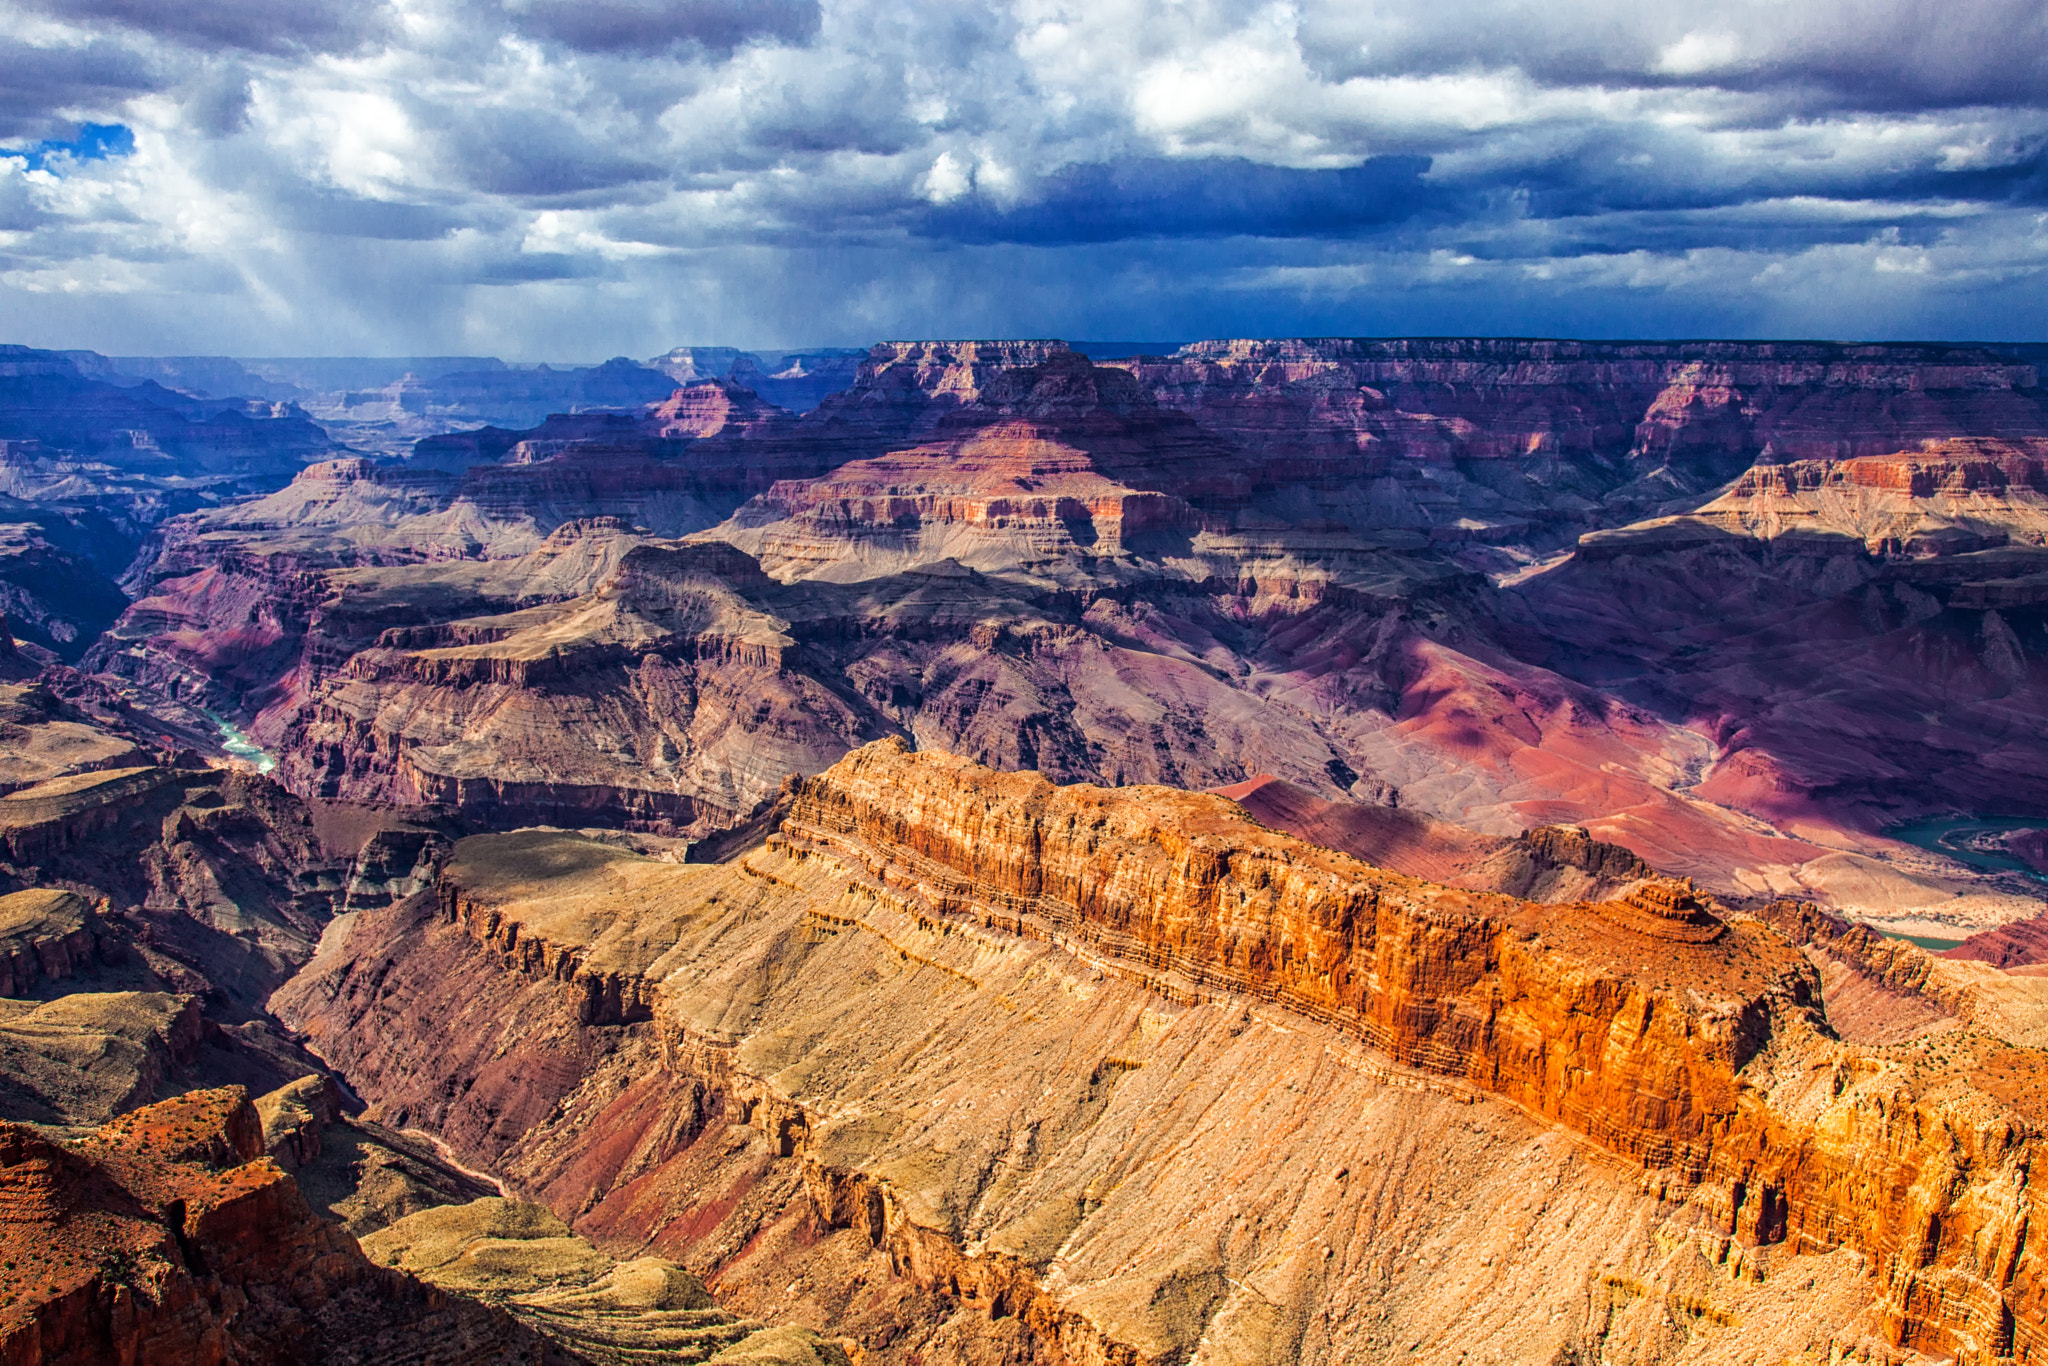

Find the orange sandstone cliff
[[0, 1087, 570, 1364], [275, 739, 2048, 1365]]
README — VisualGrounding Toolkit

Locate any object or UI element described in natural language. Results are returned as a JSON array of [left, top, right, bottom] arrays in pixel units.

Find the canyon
[[271, 740, 2048, 1364], [0, 334, 2044, 1362], [88, 338, 2048, 933]]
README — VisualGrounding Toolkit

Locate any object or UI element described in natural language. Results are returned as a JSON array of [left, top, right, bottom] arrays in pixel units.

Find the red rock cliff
[[776, 739, 2042, 1361]]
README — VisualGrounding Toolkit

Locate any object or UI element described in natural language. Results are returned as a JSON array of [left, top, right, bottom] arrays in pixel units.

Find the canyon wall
[[84, 337, 2048, 933], [0, 1086, 581, 1364], [276, 740, 2048, 1365]]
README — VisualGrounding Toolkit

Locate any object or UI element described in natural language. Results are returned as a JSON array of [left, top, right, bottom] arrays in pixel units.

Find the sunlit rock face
[[273, 741, 2048, 1366], [86, 336, 2048, 931], [8, 333, 2048, 1365]]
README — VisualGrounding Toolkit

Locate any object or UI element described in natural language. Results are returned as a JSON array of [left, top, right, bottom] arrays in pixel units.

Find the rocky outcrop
[[725, 421, 1203, 581], [0, 695, 389, 1131], [1506, 454, 2048, 900], [81, 335, 2048, 938], [773, 742, 1802, 1173], [0, 681, 150, 794], [0, 991, 204, 1124], [276, 742, 2048, 1365], [1704, 446, 2048, 558], [274, 540, 877, 833], [1947, 913, 2048, 969], [1107, 338, 2048, 544], [363, 1197, 854, 1364], [1214, 774, 1656, 903], [0, 889, 101, 995], [0, 763, 350, 1013], [0, 767, 180, 865], [0, 1086, 575, 1365]]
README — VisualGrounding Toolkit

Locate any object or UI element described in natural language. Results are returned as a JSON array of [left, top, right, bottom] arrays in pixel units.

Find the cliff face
[[272, 540, 879, 832], [0, 1087, 573, 1365], [778, 742, 1817, 1176], [1502, 453, 2048, 902], [0, 689, 423, 1131], [1118, 338, 2046, 478], [84, 336, 2048, 937], [275, 741, 2048, 1366]]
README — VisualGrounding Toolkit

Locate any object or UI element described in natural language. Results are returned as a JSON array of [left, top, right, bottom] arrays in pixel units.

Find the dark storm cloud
[[918, 156, 1456, 244], [3, 0, 2046, 355], [438, 109, 670, 197], [503, 0, 821, 54], [17, 0, 390, 55], [1294, 0, 2048, 113], [270, 189, 470, 241], [0, 37, 157, 140]]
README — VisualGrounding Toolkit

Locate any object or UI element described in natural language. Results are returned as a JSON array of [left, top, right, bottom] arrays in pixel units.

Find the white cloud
[[0, 0, 2041, 353], [1652, 31, 1743, 77], [921, 150, 971, 203]]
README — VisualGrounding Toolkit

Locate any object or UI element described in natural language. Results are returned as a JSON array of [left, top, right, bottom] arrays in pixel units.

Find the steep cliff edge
[[276, 740, 2048, 1365], [82, 339, 2048, 940], [0, 1087, 575, 1364]]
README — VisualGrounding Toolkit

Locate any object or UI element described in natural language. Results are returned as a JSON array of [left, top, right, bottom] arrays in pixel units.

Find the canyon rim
[[5, 0, 2048, 1361]]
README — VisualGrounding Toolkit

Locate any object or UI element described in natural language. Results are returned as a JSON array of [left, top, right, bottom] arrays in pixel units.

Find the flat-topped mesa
[[725, 423, 1205, 577], [1109, 339, 2048, 500], [1162, 337, 2042, 388], [861, 338, 1079, 383], [1694, 445, 2048, 565], [1728, 447, 2048, 499], [777, 739, 1801, 1174], [0, 888, 102, 996]]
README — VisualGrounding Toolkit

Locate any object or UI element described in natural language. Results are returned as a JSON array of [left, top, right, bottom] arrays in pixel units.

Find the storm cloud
[[0, 0, 2042, 355]]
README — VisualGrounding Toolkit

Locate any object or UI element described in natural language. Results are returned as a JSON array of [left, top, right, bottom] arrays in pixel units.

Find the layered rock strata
[[88, 337, 2048, 931], [0, 1086, 575, 1364], [363, 1197, 853, 1365], [276, 740, 2048, 1365], [1213, 773, 1655, 902], [1108, 337, 2048, 544], [0, 695, 410, 1130]]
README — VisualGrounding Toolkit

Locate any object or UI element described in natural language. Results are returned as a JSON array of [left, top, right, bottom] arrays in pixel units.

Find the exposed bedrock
[[83, 337, 2048, 935], [275, 740, 2048, 1365], [0, 1087, 576, 1365]]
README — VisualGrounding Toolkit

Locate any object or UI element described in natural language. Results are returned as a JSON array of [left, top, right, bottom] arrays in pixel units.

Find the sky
[[1, 0, 2044, 358]]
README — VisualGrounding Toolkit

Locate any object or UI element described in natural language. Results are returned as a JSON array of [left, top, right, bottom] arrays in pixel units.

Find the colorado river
[[202, 709, 277, 774], [1886, 814, 2048, 886]]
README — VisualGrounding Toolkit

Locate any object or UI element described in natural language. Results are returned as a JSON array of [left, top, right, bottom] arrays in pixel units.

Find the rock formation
[[12, 330, 2048, 1361], [1213, 773, 1655, 902], [0, 345, 341, 656], [0, 1086, 578, 1364], [275, 740, 2048, 1365], [75, 336, 2048, 933], [363, 1197, 854, 1364], [1944, 911, 2048, 969]]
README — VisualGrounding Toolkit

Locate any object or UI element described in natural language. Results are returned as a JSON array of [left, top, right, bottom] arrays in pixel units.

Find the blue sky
[[1, 0, 2044, 357]]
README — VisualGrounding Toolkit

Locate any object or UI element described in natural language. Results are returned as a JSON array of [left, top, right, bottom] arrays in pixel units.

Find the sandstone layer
[[275, 740, 2048, 1365], [88, 337, 2048, 933], [0, 1086, 581, 1364]]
